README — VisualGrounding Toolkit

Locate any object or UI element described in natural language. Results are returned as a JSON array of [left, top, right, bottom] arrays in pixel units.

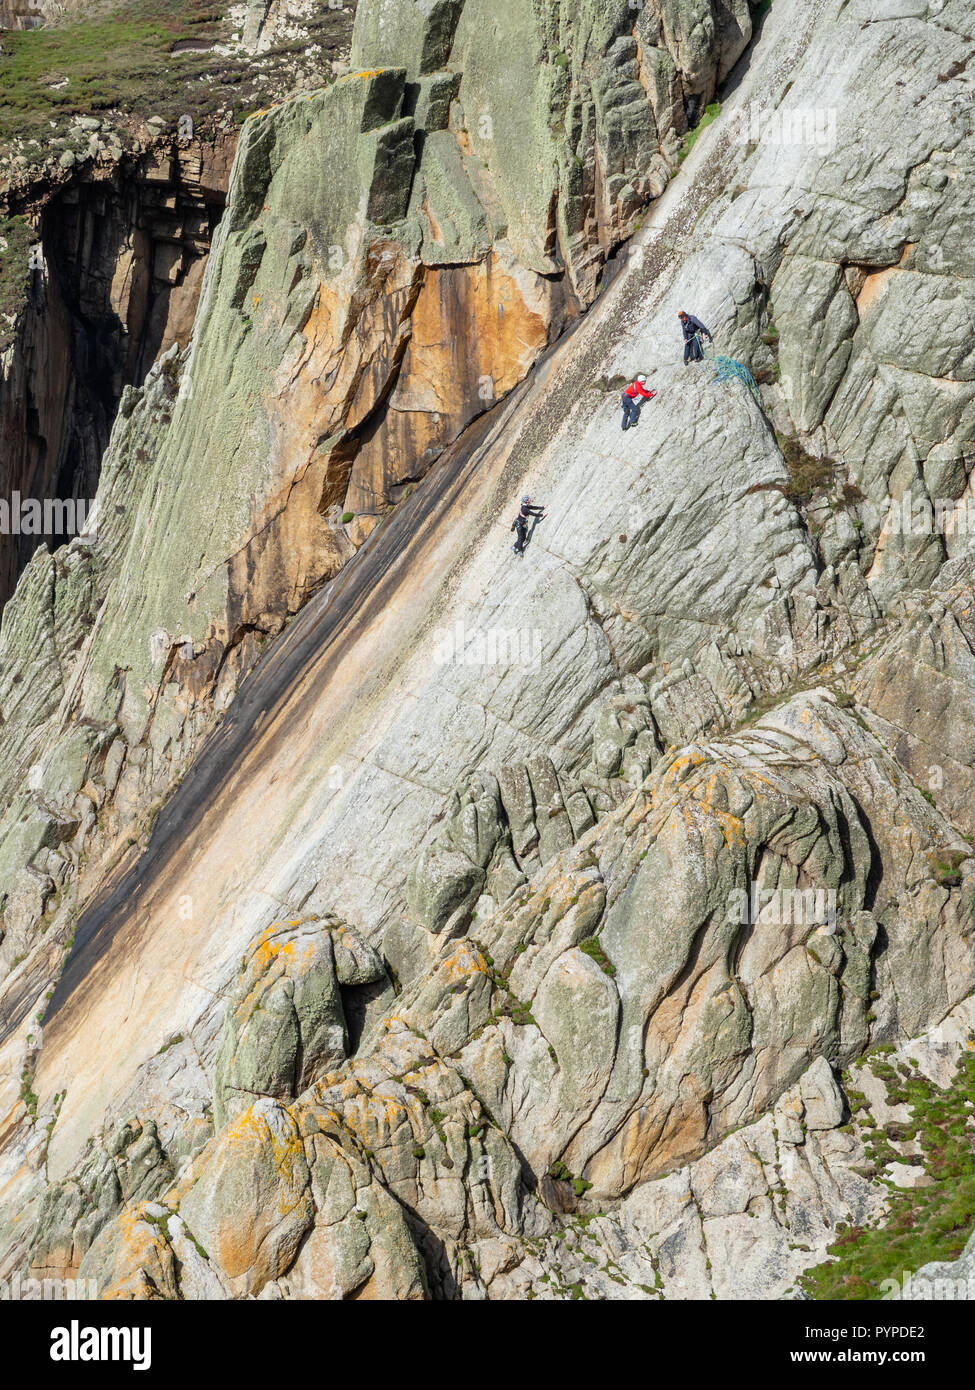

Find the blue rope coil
[[709, 352, 763, 406]]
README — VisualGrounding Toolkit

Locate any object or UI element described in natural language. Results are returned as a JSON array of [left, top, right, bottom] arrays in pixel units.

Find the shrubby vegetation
[[0, 0, 354, 147], [0, 213, 31, 351], [801, 1047, 975, 1299]]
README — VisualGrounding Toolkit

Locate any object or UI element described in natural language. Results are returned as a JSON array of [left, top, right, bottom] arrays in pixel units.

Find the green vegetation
[[801, 1048, 975, 1299], [680, 101, 721, 162], [504, 996, 537, 1028], [19, 1067, 39, 1122], [548, 1159, 593, 1198], [578, 935, 616, 978], [42, 1089, 66, 1166], [0, 0, 354, 149], [929, 848, 970, 889], [1, 1, 228, 144], [0, 213, 32, 351]]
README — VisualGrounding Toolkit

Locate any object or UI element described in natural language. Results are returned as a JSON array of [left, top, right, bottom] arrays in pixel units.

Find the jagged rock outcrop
[[852, 561, 975, 839], [0, 0, 57, 26], [0, 1, 753, 1021], [352, 0, 753, 302], [212, 916, 388, 1127], [0, 134, 236, 605], [2, 0, 975, 1301], [26, 685, 975, 1297], [29, 1118, 176, 1284]]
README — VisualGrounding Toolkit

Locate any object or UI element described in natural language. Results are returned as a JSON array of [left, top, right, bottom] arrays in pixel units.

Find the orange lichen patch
[[332, 1075, 367, 1104], [250, 922, 298, 966], [400, 1065, 440, 1092], [440, 941, 489, 983], [317, 1072, 346, 1092], [91, 1205, 183, 1300], [341, 1091, 408, 1147], [116, 1206, 169, 1264], [223, 1103, 305, 1179], [653, 750, 709, 805], [339, 69, 389, 84], [708, 807, 747, 849], [684, 782, 747, 850], [240, 922, 324, 989]]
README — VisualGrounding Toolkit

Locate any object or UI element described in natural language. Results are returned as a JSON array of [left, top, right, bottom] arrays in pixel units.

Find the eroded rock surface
[[2, 0, 975, 1300]]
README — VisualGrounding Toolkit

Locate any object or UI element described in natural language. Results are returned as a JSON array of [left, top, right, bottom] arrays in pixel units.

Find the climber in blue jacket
[[679, 309, 713, 364]]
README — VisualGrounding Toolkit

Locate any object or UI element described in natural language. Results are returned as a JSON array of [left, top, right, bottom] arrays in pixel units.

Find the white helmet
[[636, 374, 647, 383]]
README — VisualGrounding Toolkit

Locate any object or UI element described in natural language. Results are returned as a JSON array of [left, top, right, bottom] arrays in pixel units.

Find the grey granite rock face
[[3, 0, 975, 1300], [213, 916, 387, 1128], [354, 0, 754, 297]]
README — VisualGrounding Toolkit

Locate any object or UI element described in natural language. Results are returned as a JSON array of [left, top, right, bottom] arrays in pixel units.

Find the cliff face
[[0, 0, 50, 27], [0, 0, 974, 1300], [0, 135, 236, 606]]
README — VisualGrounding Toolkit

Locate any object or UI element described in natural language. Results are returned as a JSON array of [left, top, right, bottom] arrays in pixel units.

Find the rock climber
[[678, 309, 713, 364], [512, 495, 547, 556], [621, 374, 656, 431]]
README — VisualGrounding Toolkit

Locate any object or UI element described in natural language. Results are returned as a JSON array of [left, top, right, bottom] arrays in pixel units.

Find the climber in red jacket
[[621, 375, 656, 431]]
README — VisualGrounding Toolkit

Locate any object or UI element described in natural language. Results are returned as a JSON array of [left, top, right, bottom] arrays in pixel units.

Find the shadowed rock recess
[[0, 0, 973, 1301]]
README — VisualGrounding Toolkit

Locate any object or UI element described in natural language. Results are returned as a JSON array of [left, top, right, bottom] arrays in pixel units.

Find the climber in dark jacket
[[679, 309, 713, 364], [511, 495, 546, 555]]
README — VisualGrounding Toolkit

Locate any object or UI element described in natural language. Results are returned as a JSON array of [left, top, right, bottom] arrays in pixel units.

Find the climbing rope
[[707, 349, 763, 406]]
